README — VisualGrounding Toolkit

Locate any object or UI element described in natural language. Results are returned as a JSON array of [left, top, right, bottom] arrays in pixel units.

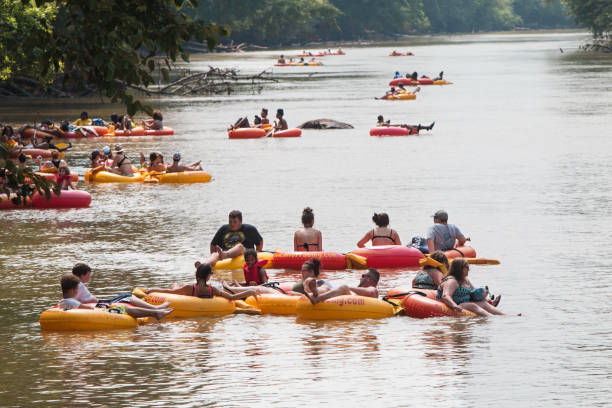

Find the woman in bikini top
[[357, 212, 402, 247], [294, 207, 322, 252]]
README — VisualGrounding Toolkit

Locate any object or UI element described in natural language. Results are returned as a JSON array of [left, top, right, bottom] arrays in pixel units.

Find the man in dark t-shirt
[[210, 210, 263, 259]]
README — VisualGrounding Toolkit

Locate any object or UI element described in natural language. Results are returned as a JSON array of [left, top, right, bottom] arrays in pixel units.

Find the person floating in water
[[376, 115, 434, 132]]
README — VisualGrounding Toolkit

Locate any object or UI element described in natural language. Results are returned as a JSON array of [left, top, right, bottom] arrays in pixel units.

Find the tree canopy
[[561, 0, 611, 37], [1, 0, 229, 114]]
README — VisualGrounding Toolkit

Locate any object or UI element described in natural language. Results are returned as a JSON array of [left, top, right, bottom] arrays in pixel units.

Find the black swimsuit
[[297, 242, 319, 251], [372, 229, 397, 244]]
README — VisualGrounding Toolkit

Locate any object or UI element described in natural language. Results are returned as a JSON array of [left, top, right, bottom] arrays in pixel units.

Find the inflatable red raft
[[389, 78, 435, 86], [228, 128, 266, 139], [271, 128, 301, 138], [0, 190, 91, 210], [298, 53, 324, 57], [63, 126, 111, 138], [271, 251, 350, 270], [402, 292, 476, 318], [10, 149, 58, 159], [370, 127, 418, 137], [350, 245, 424, 268], [113, 126, 174, 137]]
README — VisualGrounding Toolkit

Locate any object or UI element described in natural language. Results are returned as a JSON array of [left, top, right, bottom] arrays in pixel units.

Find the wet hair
[[301, 207, 314, 227], [367, 268, 380, 283], [18, 153, 27, 163], [261, 108, 268, 115], [229, 210, 242, 221], [72, 263, 91, 277], [377, 115, 384, 122], [372, 212, 389, 227], [61, 274, 81, 296], [448, 258, 469, 283], [80, 111, 88, 118], [110, 113, 119, 123], [254, 115, 262, 125], [277, 108, 284, 117], [195, 262, 213, 284], [244, 248, 258, 260], [152, 110, 163, 121], [428, 250, 449, 272], [303, 258, 320, 277]]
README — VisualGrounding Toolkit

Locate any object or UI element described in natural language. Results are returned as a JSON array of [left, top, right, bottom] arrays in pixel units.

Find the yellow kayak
[[213, 252, 274, 270]]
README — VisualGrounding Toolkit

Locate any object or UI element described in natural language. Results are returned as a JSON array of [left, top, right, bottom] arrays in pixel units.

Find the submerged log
[[298, 119, 354, 129]]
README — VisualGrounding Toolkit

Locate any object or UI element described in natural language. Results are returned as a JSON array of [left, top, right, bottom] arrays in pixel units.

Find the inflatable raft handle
[[345, 253, 367, 269], [419, 257, 448, 275]]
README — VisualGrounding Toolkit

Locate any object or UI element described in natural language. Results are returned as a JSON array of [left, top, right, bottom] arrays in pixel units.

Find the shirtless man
[[261, 108, 270, 125], [304, 268, 380, 305], [274, 109, 288, 131], [166, 152, 202, 173], [376, 115, 434, 132]]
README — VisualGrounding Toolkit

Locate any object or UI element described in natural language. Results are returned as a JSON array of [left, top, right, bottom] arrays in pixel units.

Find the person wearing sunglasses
[[303, 268, 380, 305], [437, 259, 504, 316]]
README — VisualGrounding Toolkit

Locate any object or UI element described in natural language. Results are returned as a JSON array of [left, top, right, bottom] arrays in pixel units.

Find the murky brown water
[[1, 31, 611, 407]]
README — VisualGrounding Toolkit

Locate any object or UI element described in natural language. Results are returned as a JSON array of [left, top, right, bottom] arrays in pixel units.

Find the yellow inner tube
[[144, 292, 236, 317], [39, 308, 137, 331], [296, 295, 401, 320]]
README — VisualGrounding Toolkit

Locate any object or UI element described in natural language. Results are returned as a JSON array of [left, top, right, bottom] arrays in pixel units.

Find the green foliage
[[513, 0, 574, 29], [0, 145, 59, 207], [330, 0, 429, 39], [0, 0, 57, 82], [199, 0, 340, 45], [1, 0, 228, 114], [561, 0, 612, 37], [423, 0, 520, 33]]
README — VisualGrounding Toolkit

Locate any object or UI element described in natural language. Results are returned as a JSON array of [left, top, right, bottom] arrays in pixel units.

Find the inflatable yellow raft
[[144, 292, 235, 317], [245, 294, 298, 315], [84, 170, 144, 183], [40, 308, 138, 331], [143, 171, 211, 184], [295, 295, 401, 320], [213, 252, 275, 270]]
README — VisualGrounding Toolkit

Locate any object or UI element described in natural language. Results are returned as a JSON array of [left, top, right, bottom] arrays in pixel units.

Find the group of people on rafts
[[88, 144, 202, 177], [228, 107, 289, 132], [58, 208, 508, 318]]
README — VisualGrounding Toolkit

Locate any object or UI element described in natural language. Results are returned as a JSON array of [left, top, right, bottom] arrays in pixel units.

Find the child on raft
[[145, 253, 259, 301], [56, 166, 74, 190], [143, 110, 163, 130], [274, 109, 288, 131], [59, 274, 173, 321], [303, 268, 380, 305]]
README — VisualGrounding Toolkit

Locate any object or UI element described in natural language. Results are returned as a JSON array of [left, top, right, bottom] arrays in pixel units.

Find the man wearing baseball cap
[[427, 210, 466, 253]]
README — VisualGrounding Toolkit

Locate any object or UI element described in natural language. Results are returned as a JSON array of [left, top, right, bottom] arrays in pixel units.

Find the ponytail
[[301, 207, 314, 227], [372, 212, 389, 227]]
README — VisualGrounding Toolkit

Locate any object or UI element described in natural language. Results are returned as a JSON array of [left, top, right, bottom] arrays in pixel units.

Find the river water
[[1, 31, 611, 407]]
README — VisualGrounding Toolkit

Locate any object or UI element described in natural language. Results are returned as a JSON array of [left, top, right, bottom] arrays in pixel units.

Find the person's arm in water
[[357, 230, 373, 248]]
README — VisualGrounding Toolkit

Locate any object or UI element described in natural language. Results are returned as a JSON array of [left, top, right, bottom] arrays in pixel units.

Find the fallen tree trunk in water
[[298, 119, 354, 129]]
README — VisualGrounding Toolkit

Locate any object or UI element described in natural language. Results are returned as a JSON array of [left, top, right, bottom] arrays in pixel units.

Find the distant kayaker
[[394, 71, 401, 79], [304, 268, 380, 305], [294, 207, 323, 251], [277, 55, 286, 64], [427, 210, 467, 253], [434, 71, 444, 81], [357, 212, 402, 247], [274, 109, 288, 131], [406, 71, 418, 80], [166, 152, 202, 173], [211, 210, 264, 259]]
